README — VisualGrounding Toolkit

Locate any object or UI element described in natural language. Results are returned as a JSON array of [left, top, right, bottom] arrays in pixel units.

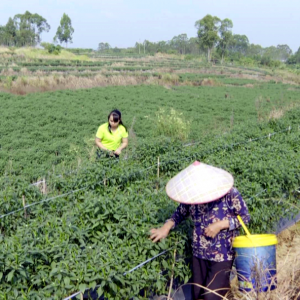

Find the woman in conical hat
[[150, 161, 250, 300]]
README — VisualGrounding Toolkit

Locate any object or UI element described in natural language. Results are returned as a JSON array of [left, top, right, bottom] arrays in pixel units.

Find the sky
[[0, 0, 299, 52]]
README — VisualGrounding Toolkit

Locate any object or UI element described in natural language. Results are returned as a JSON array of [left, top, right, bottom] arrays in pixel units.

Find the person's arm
[[204, 219, 230, 238], [95, 125, 110, 152], [204, 188, 250, 238], [95, 137, 110, 152], [227, 188, 250, 231], [150, 204, 189, 243], [114, 137, 128, 155]]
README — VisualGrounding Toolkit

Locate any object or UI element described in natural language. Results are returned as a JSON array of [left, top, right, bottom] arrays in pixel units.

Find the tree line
[[0, 11, 74, 48], [99, 15, 299, 65], [1, 11, 299, 65]]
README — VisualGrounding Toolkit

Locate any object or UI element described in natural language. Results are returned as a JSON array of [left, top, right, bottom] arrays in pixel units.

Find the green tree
[[0, 26, 5, 45], [156, 40, 168, 53], [54, 13, 74, 47], [246, 44, 264, 58], [287, 47, 300, 64], [228, 34, 249, 56], [14, 11, 50, 46], [171, 33, 188, 54], [98, 42, 111, 52], [186, 37, 200, 55], [195, 15, 221, 61], [276, 44, 292, 61], [3, 18, 17, 46], [217, 18, 233, 63]]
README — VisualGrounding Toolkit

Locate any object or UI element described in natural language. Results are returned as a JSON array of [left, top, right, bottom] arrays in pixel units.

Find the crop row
[[0, 125, 299, 298], [2, 120, 299, 233], [1, 83, 299, 181], [1, 103, 300, 298], [0, 181, 191, 299]]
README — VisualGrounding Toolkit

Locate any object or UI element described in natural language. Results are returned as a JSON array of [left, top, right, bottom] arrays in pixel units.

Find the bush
[[161, 73, 179, 84], [41, 42, 62, 55], [238, 57, 257, 67], [260, 55, 281, 68], [167, 49, 177, 55], [184, 54, 196, 61]]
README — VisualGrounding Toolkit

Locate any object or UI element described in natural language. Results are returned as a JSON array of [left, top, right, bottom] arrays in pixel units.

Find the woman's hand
[[114, 148, 122, 155], [204, 220, 229, 238], [149, 227, 170, 243], [149, 220, 175, 243]]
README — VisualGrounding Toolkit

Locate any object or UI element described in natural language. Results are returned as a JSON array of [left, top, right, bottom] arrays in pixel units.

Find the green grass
[[14, 47, 90, 61]]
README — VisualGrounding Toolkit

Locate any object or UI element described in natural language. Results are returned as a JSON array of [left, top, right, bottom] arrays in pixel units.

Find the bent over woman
[[150, 161, 250, 300]]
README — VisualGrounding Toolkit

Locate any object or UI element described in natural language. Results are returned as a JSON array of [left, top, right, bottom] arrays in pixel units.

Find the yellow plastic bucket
[[233, 234, 278, 292]]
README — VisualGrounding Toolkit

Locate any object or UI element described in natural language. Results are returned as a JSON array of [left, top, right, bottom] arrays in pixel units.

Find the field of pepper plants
[[0, 52, 300, 299]]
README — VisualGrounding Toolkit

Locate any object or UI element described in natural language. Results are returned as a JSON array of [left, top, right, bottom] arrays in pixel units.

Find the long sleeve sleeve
[[170, 203, 190, 227], [228, 188, 250, 231]]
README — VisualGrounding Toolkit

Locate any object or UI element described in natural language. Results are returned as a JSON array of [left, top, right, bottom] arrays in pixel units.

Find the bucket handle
[[237, 215, 251, 236]]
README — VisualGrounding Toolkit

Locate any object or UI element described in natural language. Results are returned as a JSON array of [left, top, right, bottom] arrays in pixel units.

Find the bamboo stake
[[22, 195, 27, 219]]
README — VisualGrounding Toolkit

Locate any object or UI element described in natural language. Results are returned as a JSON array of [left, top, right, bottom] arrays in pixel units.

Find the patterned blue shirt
[[170, 187, 250, 262]]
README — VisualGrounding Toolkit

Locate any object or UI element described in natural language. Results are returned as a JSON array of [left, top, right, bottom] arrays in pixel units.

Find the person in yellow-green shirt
[[95, 109, 128, 158]]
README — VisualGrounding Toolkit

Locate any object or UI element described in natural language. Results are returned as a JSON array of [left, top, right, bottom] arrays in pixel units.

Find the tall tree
[[195, 15, 221, 61], [217, 18, 233, 63], [287, 47, 300, 64], [98, 42, 111, 52], [14, 11, 50, 46], [3, 18, 17, 46], [187, 37, 201, 55], [276, 44, 292, 61], [156, 40, 167, 53], [171, 34, 188, 54], [228, 34, 249, 55], [246, 44, 265, 58], [54, 13, 74, 47]]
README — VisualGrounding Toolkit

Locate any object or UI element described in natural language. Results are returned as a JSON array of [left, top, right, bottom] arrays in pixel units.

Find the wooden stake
[[104, 178, 106, 186], [42, 177, 46, 194], [268, 133, 271, 139], [80, 293, 83, 300], [167, 248, 177, 300], [22, 195, 27, 219], [156, 157, 160, 190]]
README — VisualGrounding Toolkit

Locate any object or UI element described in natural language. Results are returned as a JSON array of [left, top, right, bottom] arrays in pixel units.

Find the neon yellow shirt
[[96, 123, 128, 151]]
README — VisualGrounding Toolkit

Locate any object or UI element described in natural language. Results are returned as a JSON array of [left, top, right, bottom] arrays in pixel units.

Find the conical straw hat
[[166, 161, 234, 204]]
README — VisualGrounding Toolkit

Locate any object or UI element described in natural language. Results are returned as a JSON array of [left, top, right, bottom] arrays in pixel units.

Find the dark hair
[[107, 109, 127, 133]]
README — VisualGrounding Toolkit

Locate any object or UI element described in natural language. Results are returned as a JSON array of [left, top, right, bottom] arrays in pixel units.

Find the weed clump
[[155, 107, 190, 141]]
